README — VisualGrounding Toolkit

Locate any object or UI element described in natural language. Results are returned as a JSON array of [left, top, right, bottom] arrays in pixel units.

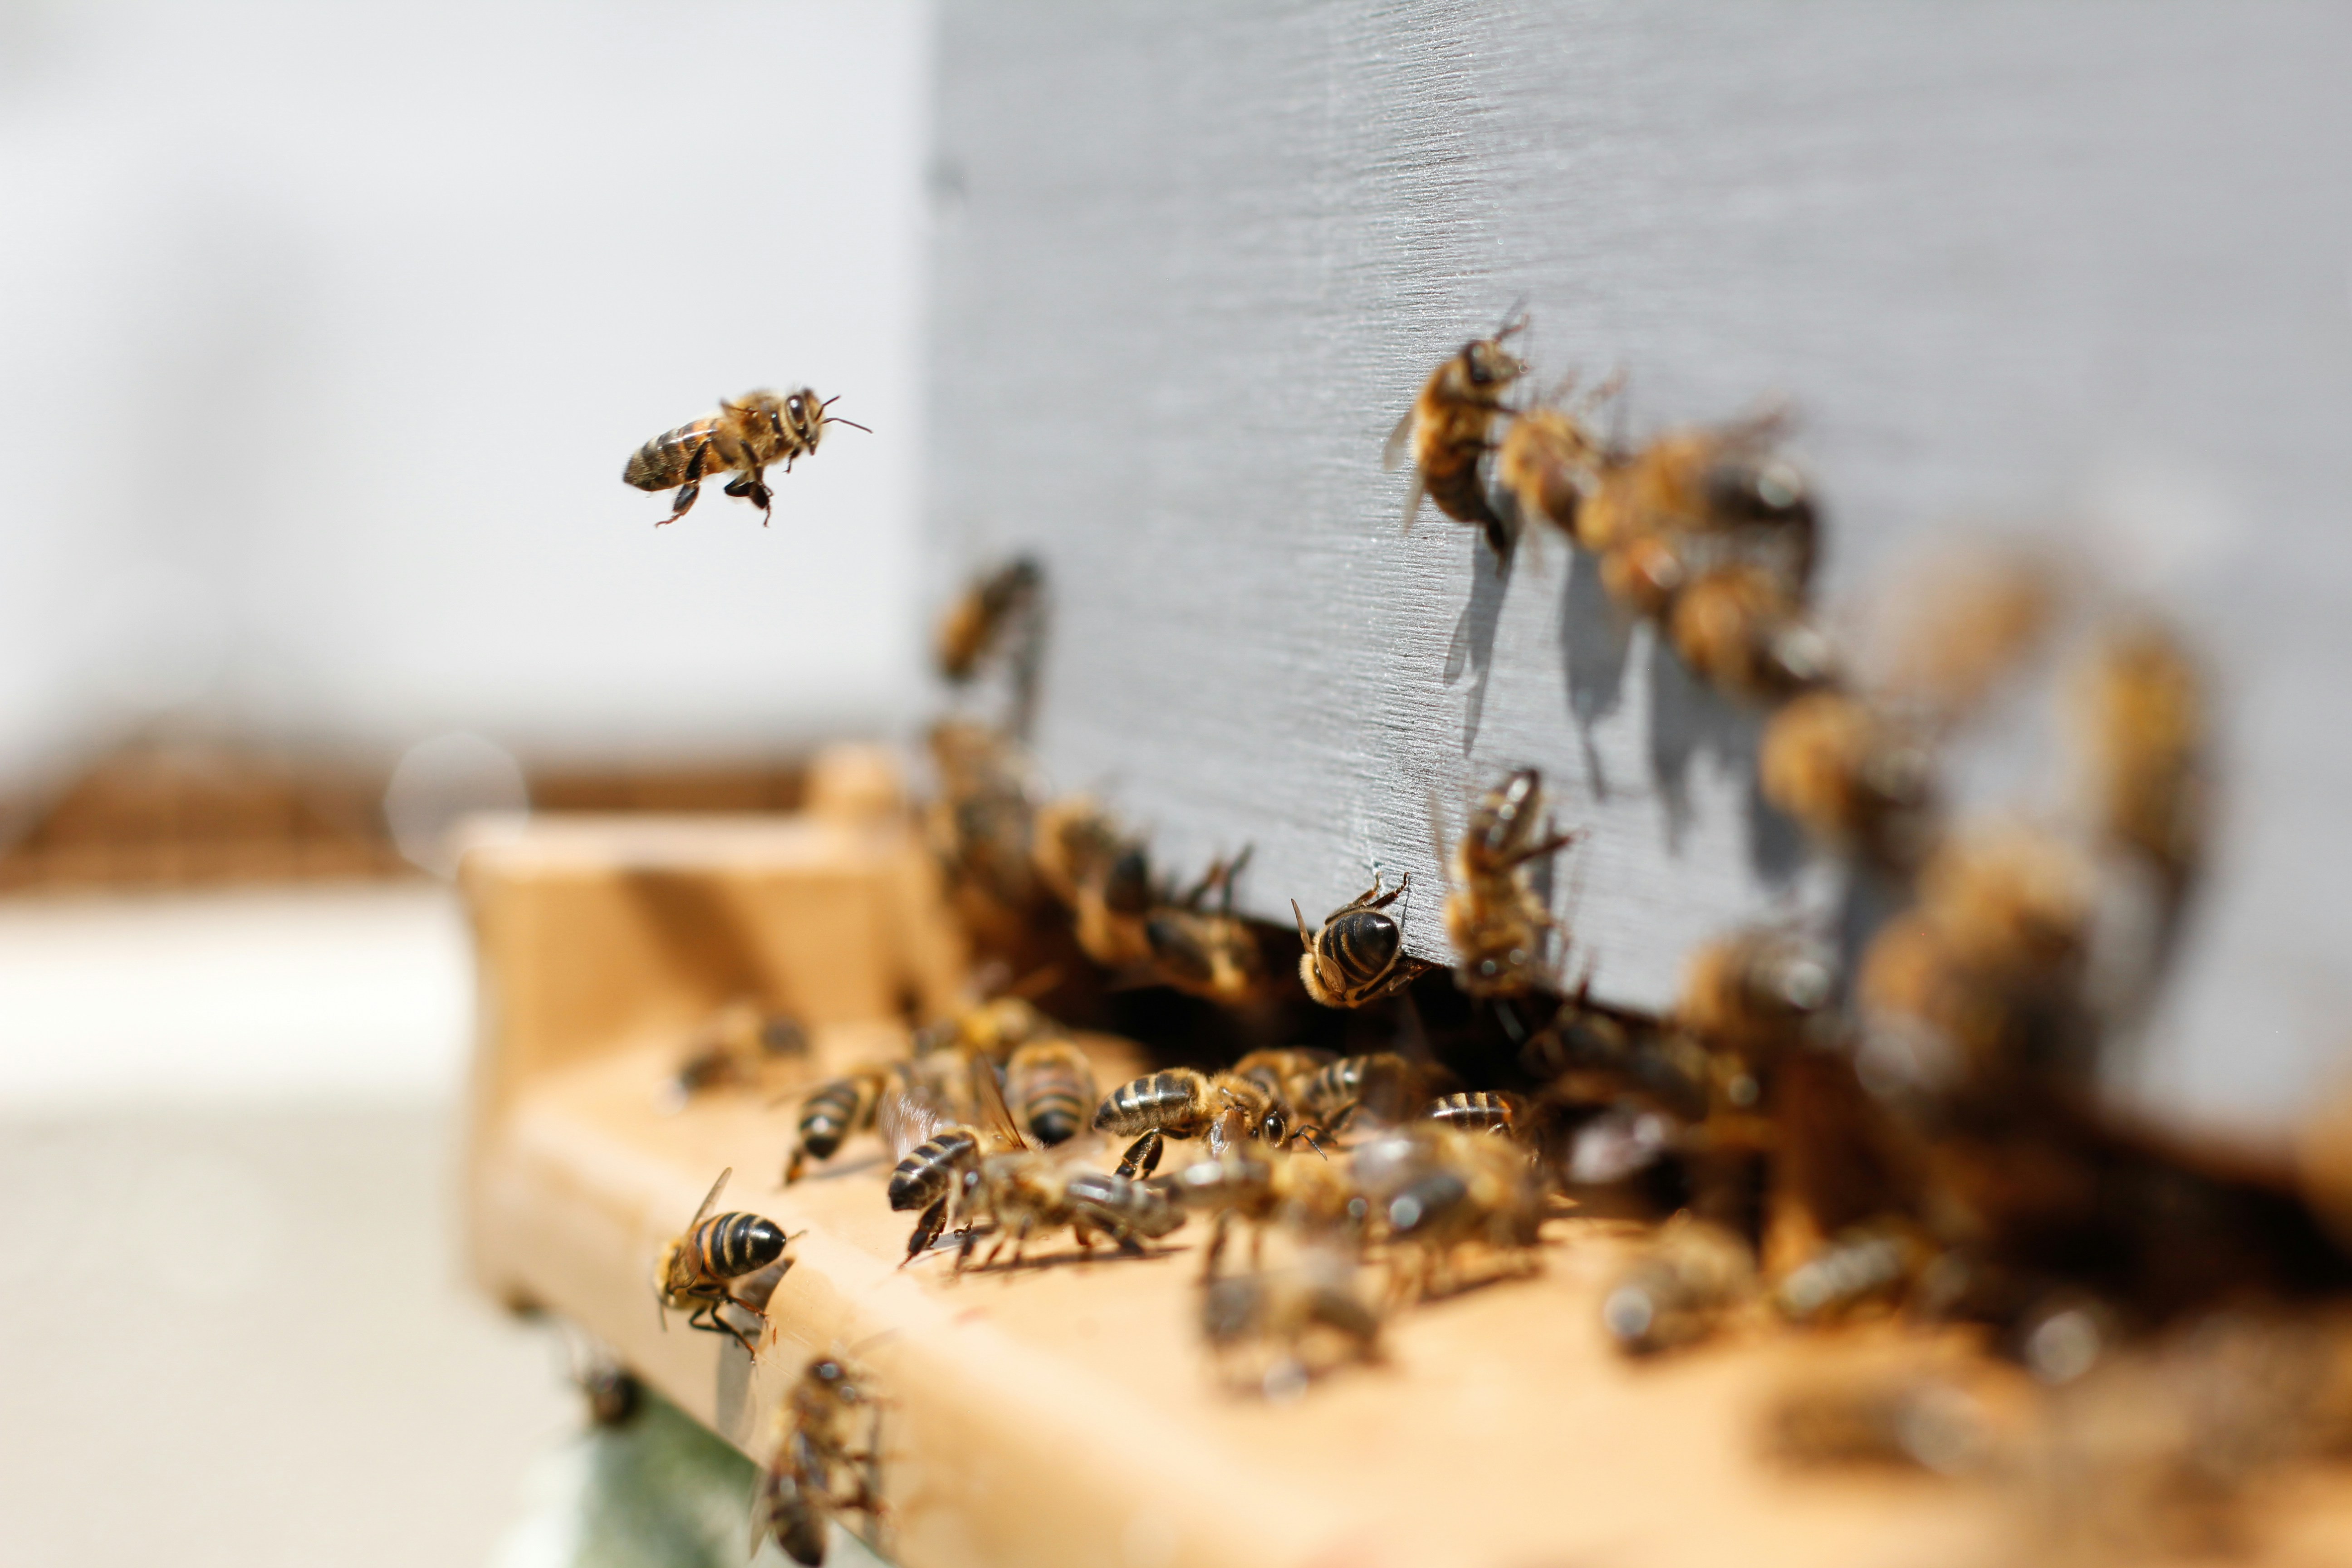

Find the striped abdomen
[[1065, 1168, 1184, 1241], [687, 1211, 789, 1280], [1300, 1052, 1406, 1124], [1008, 1041, 1096, 1147], [1092, 1070, 1211, 1137], [624, 417, 735, 491], [795, 1070, 886, 1163], [887, 1126, 981, 1212], [1314, 909, 1402, 998], [1428, 1091, 1518, 1136]]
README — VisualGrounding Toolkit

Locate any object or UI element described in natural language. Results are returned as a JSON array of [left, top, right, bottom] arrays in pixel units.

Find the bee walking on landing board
[[623, 387, 868, 527], [655, 1167, 798, 1354]]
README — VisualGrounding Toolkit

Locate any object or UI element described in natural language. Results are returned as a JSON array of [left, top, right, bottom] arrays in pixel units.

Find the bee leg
[[657, 439, 715, 527], [1200, 1211, 1230, 1282], [722, 466, 774, 526], [900, 1196, 950, 1267], [1115, 1130, 1161, 1181]]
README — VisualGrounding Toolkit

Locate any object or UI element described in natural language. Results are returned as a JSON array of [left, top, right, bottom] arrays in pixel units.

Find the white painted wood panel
[[924, 2, 2352, 1128]]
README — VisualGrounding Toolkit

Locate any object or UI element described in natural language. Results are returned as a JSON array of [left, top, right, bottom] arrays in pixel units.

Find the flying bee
[[1384, 309, 1528, 558], [1426, 1090, 1525, 1137], [1678, 930, 1838, 1059], [784, 1064, 894, 1184], [1093, 1066, 1314, 1180], [1495, 374, 1618, 541], [655, 1168, 795, 1354], [1293, 872, 1429, 1009], [1758, 691, 1938, 868], [754, 1353, 886, 1567], [1154, 1146, 1360, 1280], [1666, 562, 1838, 700], [1005, 1038, 1098, 1147], [1439, 769, 1583, 998], [623, 387, 868, 527], [1373, 1125, 1548, 1302], [1144, 850, 1266, 1004], [1601, 1214, 1757, 1356], [936, 556, 1044, 684], [1574, 409, 1815, 570], [1202, 1247, 1384, 1398]]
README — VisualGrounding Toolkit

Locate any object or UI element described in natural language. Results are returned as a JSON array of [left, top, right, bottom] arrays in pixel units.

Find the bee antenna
[[826, 416, 874, 434]]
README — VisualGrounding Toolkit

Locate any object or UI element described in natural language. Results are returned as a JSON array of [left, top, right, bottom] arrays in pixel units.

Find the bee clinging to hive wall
[[1293, 873, 1428, 1009], [1495, 373, 1618, 541], [655, 1167, 795, 1354], [623, 388, 867, 526], [754, 1353, 887, 1567], [1385, 309, 1528, 559], [936, 556, 1044, 684], [1439, 768, 1582, 998]]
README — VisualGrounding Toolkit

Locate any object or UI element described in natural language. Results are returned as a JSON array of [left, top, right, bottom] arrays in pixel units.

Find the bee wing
[[969, 1051, 1030, 1152], [880, 1066, 955, 1161], [1424, 785, 1457, 883], [1398, 468, 1427, 535], [1382, 406, 1416, 473], [686, 1167, 731, 1230]]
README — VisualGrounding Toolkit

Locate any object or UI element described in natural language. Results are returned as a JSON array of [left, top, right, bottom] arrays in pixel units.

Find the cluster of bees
[[622, 329, 2352, 1562]]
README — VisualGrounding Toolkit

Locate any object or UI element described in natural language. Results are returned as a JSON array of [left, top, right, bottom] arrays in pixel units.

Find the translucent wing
[[880, 1061, 956, 1160], [1382, 406, 1417, 473], [1398, 468, 1426, 535], [1424, 785, 1456, 882], [687, 1166, 732, 1230], [969, 1052, 1029, 1152]]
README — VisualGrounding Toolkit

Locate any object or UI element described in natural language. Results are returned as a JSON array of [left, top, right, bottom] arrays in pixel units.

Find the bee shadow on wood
[[1643, 636, 1805, 887], [1558, 544, 1633, 800], [1444, 539, 1515, 755]]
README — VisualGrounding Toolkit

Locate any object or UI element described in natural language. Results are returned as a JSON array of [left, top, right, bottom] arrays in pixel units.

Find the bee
[[1758, 691, 1938, 867], [1372, 1125, 1548, 1302], [1202, 1247, 1384, 1398], [1144, 850, 1266, 1004], [623, 388, 867, 527], [753, 1353, 886, 1566], [918, 992, 1058, 1065], [1772, 1220, 1931, 1324], [1574, 410, 1815, 570], [1440, 768, 1583, 997], [936, 556, 1044, 684], [784, 1064, 894, 1184], [1229, 1047, 1335, 1122], [1297, 1051, 1420, 1134], [662, 1000, 808, 1112], [1384, 309, 1528, 559], [1600, 1214, 1757, 1356], [925, 720, 1041, 931], [655, 1168, 795, 1354], [1494, 375, 1617, 540], [957, 1156, 1186, 1271], [1666, 562, 1837, 700], [1678, 930, 1838, 1059], [2071, 615, 2207, 895], [1292, 872, 1428, 1009], [1032, 797, 1155, 968], [1154, 1146, 1359, 1280], [1092, 1067, 1308, 1180], [1030, 795, 1127, 909], [1426, 1090, 1524, 1137], [1005, 1038, 1098, 1147], [1765, 1371, 1994, 1475], [887, 1106, 999, 1265]]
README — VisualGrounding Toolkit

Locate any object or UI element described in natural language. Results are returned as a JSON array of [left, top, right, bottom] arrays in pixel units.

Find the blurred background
[[0, 2, 930, 1563]]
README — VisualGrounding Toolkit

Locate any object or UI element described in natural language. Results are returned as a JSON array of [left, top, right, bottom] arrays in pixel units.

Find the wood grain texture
[[924, 2, 2352, 1128]]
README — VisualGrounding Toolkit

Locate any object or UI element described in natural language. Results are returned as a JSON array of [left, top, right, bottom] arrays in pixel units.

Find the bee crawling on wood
[[1438, 768, 1583, 998], [1092, 1064, 1326, 1181], [661, 998, 807, 1112], [1204, 1246, 1385, 1399], [1293, 873, 1432, 1009], [1350, 1124, 1547, 1303], [1601, 1214, 1758, 1356], [623, 387, 867, 527], [1154, 1146, 1360, 1281], [1005, 1037, 1098, 1147], [754, 1352, 888, 1566], [784, 1064, 895, 1185], [655, 1167, 798, 1354], [1385, 309, 1528, 559]]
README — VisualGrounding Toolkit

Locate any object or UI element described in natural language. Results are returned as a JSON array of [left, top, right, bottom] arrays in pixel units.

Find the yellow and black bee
[[1293, 873, 1426, 1008], [623, 387, 867, 527], [1005, 1038, 1098, 1147], [1386, 310, 1528, 558], [754, 1353, 886, 1566], [655, 1168, 794, 1353], [784, 1064, 894, 1184], [1426, 1089, 1524, 1137]]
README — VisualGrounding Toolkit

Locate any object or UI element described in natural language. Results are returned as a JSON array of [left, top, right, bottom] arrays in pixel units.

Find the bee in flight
[[655, 1167, 796, 1354], [1386, 309, 1527, 559], [623, 387, 869, 527]]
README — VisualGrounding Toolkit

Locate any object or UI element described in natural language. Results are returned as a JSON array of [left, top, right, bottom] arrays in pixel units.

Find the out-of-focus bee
[[623, 388, 867, 527], [1772, 1220, 1932, 1324], [1031, 795, 1125, 908], [1758, 691, 1939, 868], [655, 1168, 795, 1353], [1093, 1066, 1313, 1180], [1601, 1214, 1757, 1356], [753, 1353, 886, 1567], [1678, 930, 1838, 1059], [1870, 546, 2058, 719], [1574, 410, 1815, 571], [925, 720, 1041, 931], [1765, 1370, 1996, 1475], [1145, 850, 1266, 1004], [1032, 795, 1155, 969], [1297, 1051, 1424, 1134], [1439, 769, 1582, 997], [917, 991, 1059, 1065], [1368, 1125, 1548, 1302], [2070, 614, 2207, 895], [957, 1155, 1186, 1271], [1203, 1247, 1384, 1398], [1005, 1038, 1098, 1147], [662, 999, 807, 1112], [1384, 310, 1528, 558], [784, 1064, 894, 1184], [1154, 1146, 1360, 1280], [1495, 375, 1618, 541], [1230, 1047, 1335, 1122], [1427, 1090, 1525, 1137], [936, 557, 1043, 684], [1293, 873, 1428, 1009], [1666, 562, 1838, 700]]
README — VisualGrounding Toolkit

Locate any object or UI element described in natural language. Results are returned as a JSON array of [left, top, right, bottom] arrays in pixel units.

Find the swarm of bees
[[612, 333, 2338, 1563]]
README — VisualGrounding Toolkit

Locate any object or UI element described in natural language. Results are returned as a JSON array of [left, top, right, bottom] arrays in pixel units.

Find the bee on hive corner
[[623, 387, 869, 526], [1385, 309, 1528, 559], [654, 1167, 797, 1354]]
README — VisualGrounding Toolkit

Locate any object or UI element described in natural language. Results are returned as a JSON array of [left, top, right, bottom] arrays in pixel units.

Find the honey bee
[[1384, 310, 1528, 558], [1229, 1047, 1335, 1122], [655, 1168, 795, 1353], [1296, 1052, 1421, 1134], [1758, 691, 1938, 867], [1439, 769, 1583, 997], [1202, 1247, 1384, 1397], [1426, 1090, 1524, 1137], [1368, 1125, 1548, 1301], [885, 1085, 1005, 1265], [1678, 930, 1838, 1059], [1144, 851, 1267, 1004], [1600, 1214, 1757, 1355], [925, 720, 1042, 930], [956, 1155, 1186, 1271], [1494, 375, 1617, 541], [1031, 797, 1155, 968], [1154, 1146, 1360, 1280], [1666, 562, 1838, 699], [623, 388, 867, 527], [1575, 410, 1815, 568], [662, 1000, 809, 1112], [917, 991, 1059, 1065], [1030, 795, 1126, 908], [753, 1353, 886, 1566], [2071, 615, 2207, 894], [936, 557, 1043, 684], [784, 1064, 894, 1184], [1093, 1066, 1312, 1180], [1005, 1038, 1098, 1147], [1292, 873, 1429, 1009], [1771, 1220, 1931, 1324]]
